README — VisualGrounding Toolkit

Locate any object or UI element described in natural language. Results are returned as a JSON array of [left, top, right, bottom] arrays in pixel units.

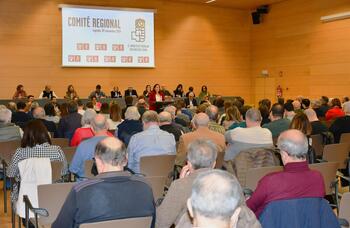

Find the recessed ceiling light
[[205, 0, 216, 3]]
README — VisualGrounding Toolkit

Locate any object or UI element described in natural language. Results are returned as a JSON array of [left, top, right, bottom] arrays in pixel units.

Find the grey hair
[[0, 108, 12, 123], [187, 139, 218, 170], [31, 101, 40, 109], [91, 114, 108, 132], [277, 130, 308, 159], [81, 108, 96, 126], [164, 105, 176, 119], [94, 138, 127, 167], [159, 111, 172, 123], [191, 170, 242, 221], [193, 113, 209, 127], [245, 108, 262, 122], [142, 110, 159, 123], [205, 105, 219, 121], [125, 106, 141, 120], [33, 107, 46, 119]]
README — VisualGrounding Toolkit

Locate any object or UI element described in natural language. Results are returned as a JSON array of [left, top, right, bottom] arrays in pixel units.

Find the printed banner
[[62, 7, 155, 67]]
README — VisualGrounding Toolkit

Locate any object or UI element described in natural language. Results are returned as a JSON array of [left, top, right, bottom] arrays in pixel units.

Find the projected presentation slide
[[61, 6, 155, 67]]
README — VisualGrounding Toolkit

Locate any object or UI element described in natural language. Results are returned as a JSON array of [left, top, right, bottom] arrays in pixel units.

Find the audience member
[[57, 101, 82, 139], [174, 84, 184, 97], [0, 108, 22, 141], [157, 139, 218, 227], [159, 111, 182, 142], [225, 108, 273, 161], [122, 95, 134, 118], [187, 170, 243, 228], [12, 84, 27, 100], [213, 96, 225, 116], [258, 104, 271, 126], [176, 113, 225, 167], [69, 114, 112, 180], [305, 108, 328, 135], [222, 105, 242, 130], [110, 86, 122, 98], [311, 99, 322, 118], [11, 101, 32, 128], [39, 85, 58, 99], [7, 120, 68, 203], [289, 113, 312, 136], [58, 102, 69, 117], [77, 99, 85, 116], [292, 100, 303, 114], [330, 101, 350, 143], [32, 107, 57, 137], [108, 103, 123, 130], [247, 129, 325, 217], [127, 110, 176, 173], [325, 98, 344, 121], [44, 102, 60, 124], [301, 98, 311, 110], [116, 106, 143, 145], [64, 85, 78, 100], [70, 109, 98, 147], [161, 85, 172, 97], [319, 96, 330, 118], [164, 105, 189, 133], [124, 86, 138, 97], [284, 101, 295, 121], [7, 101, 17, 113], [263, 103, 290, 138], [52, 137, 155, 228], [148, 84, 165, 111], [206, 105, 225, 134]]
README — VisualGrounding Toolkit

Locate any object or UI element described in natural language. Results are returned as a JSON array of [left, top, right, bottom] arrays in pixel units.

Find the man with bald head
[[69, 114, 114, 180], [247, 129, 325, 217], [159, 111, 182, 141], [53, 137, 155, 228], [225, 108, 273, 161], [305, 108, 328, 135], [32, 106, 57, 137], [330, 101, 350, 143], [176, 112, 225, 167]]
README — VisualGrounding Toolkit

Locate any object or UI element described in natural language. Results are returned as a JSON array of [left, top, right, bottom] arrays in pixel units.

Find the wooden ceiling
[[170, 0, 286, 9]]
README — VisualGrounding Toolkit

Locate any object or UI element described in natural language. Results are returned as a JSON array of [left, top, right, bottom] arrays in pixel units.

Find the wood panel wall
[[251, 0, 350, 104], [0, 0, 251, 100]]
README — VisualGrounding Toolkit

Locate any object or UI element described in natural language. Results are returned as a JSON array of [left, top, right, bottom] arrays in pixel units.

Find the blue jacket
[[259, 198, 340, 228]]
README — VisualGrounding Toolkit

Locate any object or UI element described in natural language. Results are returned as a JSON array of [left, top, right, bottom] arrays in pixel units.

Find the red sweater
[[325, 107, 345, 121], [70, 128, 113, 147], [246, 161, 325, 217]]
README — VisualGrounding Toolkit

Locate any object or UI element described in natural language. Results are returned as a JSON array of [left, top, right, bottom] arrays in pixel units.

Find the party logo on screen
[[131, 19, 146, 42]]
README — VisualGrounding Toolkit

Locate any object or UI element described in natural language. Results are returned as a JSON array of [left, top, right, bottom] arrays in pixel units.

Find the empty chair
[[340, 133, 350, 144], [245, 166, 283, 191], [51, 138, 69, 148], [309, 162, 339, 195], [0, 139, 21, 163], [51, 161, 63, 182], [62, 146, 76, 164], [323, 143, 349, 169], [311, 134, 324, 158], [79, 216, 152, 228], [339, 192, 350, 228], [36, 183, 75, 226], [140, 155, 175, 177], [145, 176, 168, 201]]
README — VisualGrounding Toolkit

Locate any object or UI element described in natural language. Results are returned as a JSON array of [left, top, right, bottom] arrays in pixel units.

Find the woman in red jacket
[[148, 84, 164, 111], [325, 98, 345, 121]]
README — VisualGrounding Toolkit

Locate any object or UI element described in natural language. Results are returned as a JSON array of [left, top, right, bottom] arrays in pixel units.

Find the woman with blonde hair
[[223, 105, 242, 130]]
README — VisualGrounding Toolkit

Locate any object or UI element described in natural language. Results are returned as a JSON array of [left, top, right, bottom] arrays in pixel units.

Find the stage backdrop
[[61, 5, 155, 67]]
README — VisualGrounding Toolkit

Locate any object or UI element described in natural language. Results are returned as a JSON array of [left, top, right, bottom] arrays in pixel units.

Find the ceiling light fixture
[[321, 11, 350, 23], [205, 0, 216, 3]]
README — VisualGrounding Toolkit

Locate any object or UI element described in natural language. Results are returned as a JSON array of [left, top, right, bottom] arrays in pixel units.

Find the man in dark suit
[[124, 87, 138, 97], [185, 92, 198, 108], [32, 106, 58, 137], [57, 101, 82, 139]]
